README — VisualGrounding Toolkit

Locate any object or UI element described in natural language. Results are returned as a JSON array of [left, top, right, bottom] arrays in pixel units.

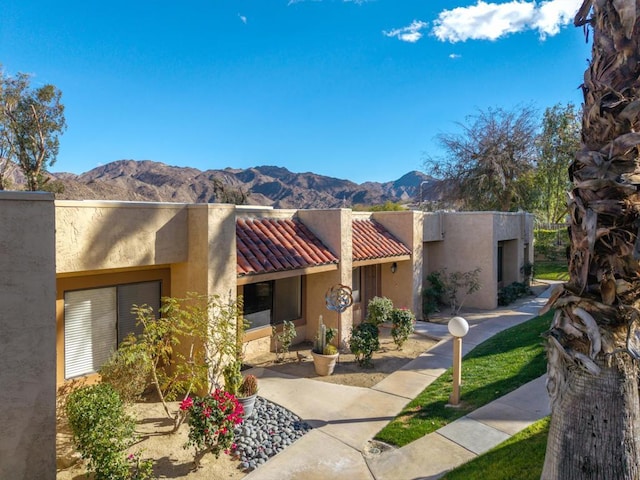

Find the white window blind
[[64, 287, 117, 379], [117, 281, 161, 344]]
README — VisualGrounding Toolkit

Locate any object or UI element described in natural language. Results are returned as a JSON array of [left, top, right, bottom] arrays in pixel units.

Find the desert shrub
[[366, 296, 393, 327], [99, 340, 151, 403], [390, 308, 415, 348], [272, 320, 297, 362], [121, 293, 244, 431], [66, 383, 152, 479], [349, 322, 380, 368]]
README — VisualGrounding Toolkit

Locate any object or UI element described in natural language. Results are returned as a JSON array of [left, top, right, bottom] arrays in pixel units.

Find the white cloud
[[238, 13, 247, 24], [383, 20, 429, 43], [449, 53, 462, 59], [432, 0, 581, 42]]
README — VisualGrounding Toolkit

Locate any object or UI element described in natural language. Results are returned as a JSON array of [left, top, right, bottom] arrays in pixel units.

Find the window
[[352, 267, 361, 303], [497, 242, 504, 285], [64, 281, 161, 379], [243, 277, 302, 329]]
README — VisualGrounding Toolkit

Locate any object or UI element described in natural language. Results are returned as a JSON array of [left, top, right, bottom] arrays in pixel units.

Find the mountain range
[[31, 160, 440, 209]]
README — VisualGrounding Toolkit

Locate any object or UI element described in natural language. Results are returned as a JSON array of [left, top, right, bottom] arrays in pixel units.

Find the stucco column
[[298, 209, 353, 349], [374, 211, 424, 319], [0, 192, 56, 479], [172, 204, 237, 299]]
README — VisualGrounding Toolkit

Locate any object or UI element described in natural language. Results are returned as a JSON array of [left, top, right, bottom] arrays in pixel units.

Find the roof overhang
[[352, 255, 411, 268], [237, 263, 338, 285]]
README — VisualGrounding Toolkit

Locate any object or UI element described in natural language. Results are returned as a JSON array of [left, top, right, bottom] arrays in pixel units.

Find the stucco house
[[0, 192, 533, 479]]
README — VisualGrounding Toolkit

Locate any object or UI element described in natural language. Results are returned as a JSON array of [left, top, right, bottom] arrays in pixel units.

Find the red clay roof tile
[[352, 219, 412, 261], [237, 218, 338, 277]]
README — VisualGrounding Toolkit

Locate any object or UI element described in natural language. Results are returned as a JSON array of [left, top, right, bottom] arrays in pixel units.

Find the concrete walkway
[[244, 285, 555, 480]]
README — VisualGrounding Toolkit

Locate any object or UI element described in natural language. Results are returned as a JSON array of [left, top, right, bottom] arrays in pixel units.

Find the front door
[[362, 264, 381, 319]]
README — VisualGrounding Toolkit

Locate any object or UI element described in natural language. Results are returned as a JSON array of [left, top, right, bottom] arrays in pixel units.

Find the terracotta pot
[[311, 351, 339, 376], [238, 393, 258, 418]]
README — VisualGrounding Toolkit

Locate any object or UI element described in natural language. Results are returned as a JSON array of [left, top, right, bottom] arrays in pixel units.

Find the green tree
[[0, 89, 15, 190], [425, 106, 538, 211], [542, 1, 640, 478], [1, 70, 66, 191], [534, 103, 580, 224]]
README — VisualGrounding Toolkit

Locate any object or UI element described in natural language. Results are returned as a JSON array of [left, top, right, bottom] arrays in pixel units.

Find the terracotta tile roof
[[352, 219, 412, 261], [237, 217, 338, 276]]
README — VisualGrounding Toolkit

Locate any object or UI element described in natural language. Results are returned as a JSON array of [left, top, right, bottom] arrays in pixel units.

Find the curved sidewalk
[[245, 286, 555, 480]]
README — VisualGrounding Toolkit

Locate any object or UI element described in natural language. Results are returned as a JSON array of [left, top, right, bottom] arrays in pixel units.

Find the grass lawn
[[374, 311, 552, 447], [440, 417, 550, 480], [534, 261, 569, 281]]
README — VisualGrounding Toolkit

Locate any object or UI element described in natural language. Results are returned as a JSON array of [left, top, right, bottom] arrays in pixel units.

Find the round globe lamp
[[447, 316, 469, 406]]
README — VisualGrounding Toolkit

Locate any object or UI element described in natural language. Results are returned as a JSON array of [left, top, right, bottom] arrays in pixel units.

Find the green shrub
[[349, 322, 380, 367], [422, 271, 445, 318], [66, 383, 148, 479], [366, 296, 393, 327], [498, 282, 533, 306], [390, 308, 415, 348], [99, 339, 152, 403], [422, 268, 482, 315]]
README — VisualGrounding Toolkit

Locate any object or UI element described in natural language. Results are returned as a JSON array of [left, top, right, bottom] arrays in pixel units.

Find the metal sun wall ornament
[[325, 284, 353, 313]]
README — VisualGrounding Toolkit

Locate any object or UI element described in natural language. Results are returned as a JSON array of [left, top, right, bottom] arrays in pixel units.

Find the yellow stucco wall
[[55, 200, 189, 273]]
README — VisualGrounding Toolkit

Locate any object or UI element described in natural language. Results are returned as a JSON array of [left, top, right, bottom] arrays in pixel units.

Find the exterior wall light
[[391, 262, 397, 274], [447, 316, 469, 406]]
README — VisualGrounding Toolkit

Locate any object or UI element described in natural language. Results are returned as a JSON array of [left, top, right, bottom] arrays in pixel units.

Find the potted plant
[[310, 318, 339, 376], [223, 361, 259, 418]]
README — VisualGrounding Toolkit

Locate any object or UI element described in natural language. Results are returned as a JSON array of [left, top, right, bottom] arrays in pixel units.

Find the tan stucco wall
[[374, 211, 423, 318], [56, 200, 189, 273], [171, 204, 237, 298], [0, 192, 56, 480], [298, 209, 353, 348], [423, 211, 534, 311]]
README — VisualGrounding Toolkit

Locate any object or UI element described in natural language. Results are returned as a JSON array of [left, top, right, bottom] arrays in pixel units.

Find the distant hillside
[[20, 160, 441, 209]]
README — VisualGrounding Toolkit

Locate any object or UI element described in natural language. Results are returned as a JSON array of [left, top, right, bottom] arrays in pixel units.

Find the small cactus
[[323, 344, 338, 355], [240, 374, 258, 397]]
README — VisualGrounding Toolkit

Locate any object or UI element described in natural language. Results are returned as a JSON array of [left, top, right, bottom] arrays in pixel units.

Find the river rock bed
[[233, 397, 312, 472]]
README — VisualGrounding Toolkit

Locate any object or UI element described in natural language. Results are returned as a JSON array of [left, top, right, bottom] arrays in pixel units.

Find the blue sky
[[1, 0, 589, 184]]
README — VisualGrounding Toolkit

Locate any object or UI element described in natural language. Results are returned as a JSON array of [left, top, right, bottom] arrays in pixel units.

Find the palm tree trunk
[[542, 1, 640, 478]]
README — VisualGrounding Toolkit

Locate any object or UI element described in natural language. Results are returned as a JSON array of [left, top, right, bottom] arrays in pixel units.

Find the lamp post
[[420, 180, 429, 205], [447, 316, 469, 406]]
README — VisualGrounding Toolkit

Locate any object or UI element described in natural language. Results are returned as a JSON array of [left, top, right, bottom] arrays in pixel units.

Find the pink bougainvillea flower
[[179, 397, 194, 411]]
